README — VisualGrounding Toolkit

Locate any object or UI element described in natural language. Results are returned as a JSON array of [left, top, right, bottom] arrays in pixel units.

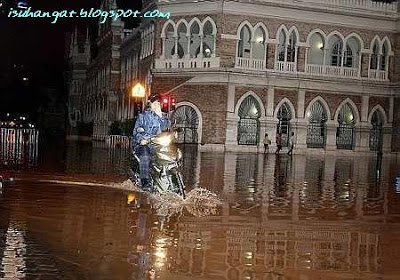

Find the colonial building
[[67, 0, 400, 154]]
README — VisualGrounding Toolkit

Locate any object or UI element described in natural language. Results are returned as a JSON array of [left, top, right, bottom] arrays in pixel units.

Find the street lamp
[[131, 83, 146, 116], [131, 83, 145, 98]]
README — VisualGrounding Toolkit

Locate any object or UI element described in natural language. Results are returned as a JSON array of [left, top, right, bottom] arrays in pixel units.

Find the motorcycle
[[128, 130, 186, 198]]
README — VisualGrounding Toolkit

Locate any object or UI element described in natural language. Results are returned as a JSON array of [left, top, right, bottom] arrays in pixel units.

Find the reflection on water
[[0, 142, 400, 279]]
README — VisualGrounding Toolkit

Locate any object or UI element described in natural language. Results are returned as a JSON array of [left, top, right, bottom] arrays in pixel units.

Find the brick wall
[[297, 46, 306, 72], [392, 97, 400, 152], [369, 97, 390, 119], [361, 53, 369, 78], [152, 76, 229, 144], [266, 45, 275, 70], [174, 84, 228, 144], [392, 33, 400, 82]]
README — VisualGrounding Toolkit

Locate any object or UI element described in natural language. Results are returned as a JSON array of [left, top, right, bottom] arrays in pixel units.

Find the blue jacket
[[132, 110, 170, 148]]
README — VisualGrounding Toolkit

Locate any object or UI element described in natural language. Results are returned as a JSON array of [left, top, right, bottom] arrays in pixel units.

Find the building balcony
[[154, 57, 220, 69], [368, 69, 388, 81], [275, 61, 296, 72], [306, 64, 359, 78], [235, 57, 266, 70]]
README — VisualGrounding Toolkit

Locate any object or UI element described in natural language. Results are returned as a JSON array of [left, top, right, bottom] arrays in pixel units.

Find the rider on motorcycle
[[132, 95, 171, 192]]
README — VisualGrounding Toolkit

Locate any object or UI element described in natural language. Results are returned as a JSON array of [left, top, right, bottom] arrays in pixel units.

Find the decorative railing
[[275, 61, 296, 72], [306, 64, 359, 78], [368, 69, 387, 80], [235, 57, 266, 70], [155, 57, 220, 69]]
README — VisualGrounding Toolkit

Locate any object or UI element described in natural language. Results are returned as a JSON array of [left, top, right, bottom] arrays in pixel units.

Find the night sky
[[0, 0, 141, 120]]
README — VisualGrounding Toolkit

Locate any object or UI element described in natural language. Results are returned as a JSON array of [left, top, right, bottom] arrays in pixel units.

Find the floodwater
[[1, 141, 400, 279]]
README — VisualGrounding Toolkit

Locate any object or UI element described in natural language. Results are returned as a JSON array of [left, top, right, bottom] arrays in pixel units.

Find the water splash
[[115, 180, 222, 218]]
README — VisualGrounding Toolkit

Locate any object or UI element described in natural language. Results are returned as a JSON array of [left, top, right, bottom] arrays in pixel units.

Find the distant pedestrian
[[288, 132, 295, 155], [263, 133, 271, 153], [275, 132, 282, 154]]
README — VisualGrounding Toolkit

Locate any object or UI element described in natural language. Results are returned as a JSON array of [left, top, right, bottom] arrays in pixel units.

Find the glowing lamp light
[[162, 98, 168, 104], [317, 42, 324, 49], [256, 36, 263, 43], [131, 83, 145, 98]]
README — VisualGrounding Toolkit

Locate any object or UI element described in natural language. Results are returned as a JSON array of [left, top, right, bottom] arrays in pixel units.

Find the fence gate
[[237, 95, 261, 146], [336, 124, 354, 150], [336, 104, 355, 150], [306, 101, 327, 148], [171, 105, 199, 144], [276, 102, 292, 147], [307, 123, 327, 148], [0, 128, 39, 165], [238, 118, 259, 145]]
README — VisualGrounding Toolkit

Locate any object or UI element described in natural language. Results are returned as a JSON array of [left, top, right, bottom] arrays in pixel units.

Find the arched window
[[238, 25, 251, 58], [277, 102, 292, 147], [202, 20, 214, 58], [306, 101, 327, 148], [190, 21, 201, 58], [331, 40, 343, 67], [308, 32, 325, 65], [171, 105, 199, 144], [370, 110, 384, 151], [237, 95, 261, 145], [380, 42, 388, 71], [336, 103, 355, 150], [278, 29, 286, 62], [164, 23, 175, 59], [177, 23, 187, 59], [370, 42, 379, 70], [287, 31, 297, 62], [252, 26, 266, 60], [344, 37, 361, 68]]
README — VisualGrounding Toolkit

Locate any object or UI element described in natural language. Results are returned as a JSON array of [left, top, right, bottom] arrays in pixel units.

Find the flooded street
[[1, 141, 400, 279]]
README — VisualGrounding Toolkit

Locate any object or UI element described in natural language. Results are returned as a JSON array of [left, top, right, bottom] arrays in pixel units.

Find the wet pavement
[[1, 141, 400, 279]]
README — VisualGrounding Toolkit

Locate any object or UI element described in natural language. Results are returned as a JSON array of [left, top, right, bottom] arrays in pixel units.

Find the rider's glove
[[140, 139, 148, 145]]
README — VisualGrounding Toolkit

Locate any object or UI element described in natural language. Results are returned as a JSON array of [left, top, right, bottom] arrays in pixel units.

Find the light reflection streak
[[1, 223, 26, 278]]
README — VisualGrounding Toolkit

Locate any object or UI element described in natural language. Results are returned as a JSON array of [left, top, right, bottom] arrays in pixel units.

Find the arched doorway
[[369, 110, 384, 152], [276, 102, 292, 147], [336, 103, 355, 150], [171, 105, 199, 143], [306, 101, 327, 148], [237, 95, 261, 145]]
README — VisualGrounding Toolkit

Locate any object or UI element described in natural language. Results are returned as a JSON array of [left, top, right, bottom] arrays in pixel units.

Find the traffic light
[[160, 94, 176, 113], [171, 97, 176, 111], [161, 96, 169, 112]]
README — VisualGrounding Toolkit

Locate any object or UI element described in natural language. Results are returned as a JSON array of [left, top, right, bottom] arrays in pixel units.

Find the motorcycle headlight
[[157, 152, 174, 161], [177, 148, 182, 160], [157, 135, 172, 147]]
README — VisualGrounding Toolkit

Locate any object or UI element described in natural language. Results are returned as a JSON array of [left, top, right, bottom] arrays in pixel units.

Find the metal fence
[[0, 128, 39, 165], [106, 135, 132, 149]]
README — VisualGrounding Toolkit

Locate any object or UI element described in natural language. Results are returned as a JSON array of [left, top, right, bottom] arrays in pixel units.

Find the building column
[[325, 120, 337, 151], [356, 95, 370, 152], [265, 86, 277, 150], [296, 89, 307, 150], [383, 96, 395, 152], [225, 84, 239, 146]]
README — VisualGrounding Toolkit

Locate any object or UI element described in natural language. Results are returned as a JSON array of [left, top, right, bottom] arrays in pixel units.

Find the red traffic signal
[[159, 94, 176, 112]]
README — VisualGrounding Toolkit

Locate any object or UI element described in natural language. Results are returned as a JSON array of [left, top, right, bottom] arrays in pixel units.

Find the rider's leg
[[138, 146, 152, 189]]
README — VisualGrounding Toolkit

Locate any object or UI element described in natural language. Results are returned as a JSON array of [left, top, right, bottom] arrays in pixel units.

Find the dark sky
[[0, 0, 141, 118]]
